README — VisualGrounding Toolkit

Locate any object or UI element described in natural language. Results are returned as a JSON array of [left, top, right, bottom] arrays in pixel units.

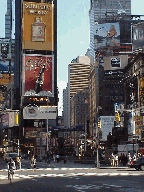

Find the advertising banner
[[0, 74, 14, 86], [100, 116, 115, 141], [133, 23, 144, 51], [94, 23, 120, 50], [23, 105, 57, 119], [25, 128, 41, 138], [22, 1, 54, 51], [1, 113, 9, 129], [0, 60, 14, 73], [22, 54, 53, 96]]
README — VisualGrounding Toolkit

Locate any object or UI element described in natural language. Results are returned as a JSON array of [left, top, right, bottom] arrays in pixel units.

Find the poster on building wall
[[133, 23, 144, 51], [127, 113, 133, 141], [22, 1, 54, 51], [0, 60, 14, 73], [139, 77, 144, 108], [22, 54, 53, 96], [25, 128, 41, 138], [134, 116, 143, 136], [111, 57, 121, 67], [100, 116, 115, 141], [1, 113, 9, 129], [94, 23, 120, 50]]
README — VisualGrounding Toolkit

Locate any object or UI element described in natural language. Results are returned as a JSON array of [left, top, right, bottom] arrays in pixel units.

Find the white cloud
[[58, 79, 67, 116]]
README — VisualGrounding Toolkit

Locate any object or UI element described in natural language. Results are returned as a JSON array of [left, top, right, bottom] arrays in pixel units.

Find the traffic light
[[98, 121, 101, 128], [115, 112, 120, 122]]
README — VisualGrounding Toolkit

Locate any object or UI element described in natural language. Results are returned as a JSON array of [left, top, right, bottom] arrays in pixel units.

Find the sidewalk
[[0, 158, 129, 171]]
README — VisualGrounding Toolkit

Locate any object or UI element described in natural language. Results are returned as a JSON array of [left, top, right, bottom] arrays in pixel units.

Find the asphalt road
[[0, 175, 144, 192], [0, 159, 144, 191]]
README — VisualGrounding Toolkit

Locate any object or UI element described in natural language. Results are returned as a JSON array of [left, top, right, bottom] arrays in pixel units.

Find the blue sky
[[0, 0, 144, 115]]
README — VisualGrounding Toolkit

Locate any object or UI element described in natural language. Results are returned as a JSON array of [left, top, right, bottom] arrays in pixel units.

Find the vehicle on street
[[128, 157, 144, 170], [4, 153, 19, 163]]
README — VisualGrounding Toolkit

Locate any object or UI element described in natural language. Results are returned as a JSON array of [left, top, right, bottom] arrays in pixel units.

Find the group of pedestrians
[[110, 152, 143, 167], [110, 153, 119, 167]]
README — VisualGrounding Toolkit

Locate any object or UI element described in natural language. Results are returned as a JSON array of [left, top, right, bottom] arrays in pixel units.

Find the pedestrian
[[56, 154, 59, 163], [31, 155, 36, 169], [114, 154, 118, 167], [53, 154, 56, 162], [111, 153, 115, 167], [133, 153, 137, 161]]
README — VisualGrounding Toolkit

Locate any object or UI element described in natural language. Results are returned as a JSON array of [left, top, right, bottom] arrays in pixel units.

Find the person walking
[[31, 155, 36, 169], [114, 154, 118, 167], [56, 154, 59, 163]]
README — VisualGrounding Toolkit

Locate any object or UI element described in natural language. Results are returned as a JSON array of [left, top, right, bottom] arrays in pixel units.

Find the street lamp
[[39, 121, 43, 161], [96, 106, 102, 169]]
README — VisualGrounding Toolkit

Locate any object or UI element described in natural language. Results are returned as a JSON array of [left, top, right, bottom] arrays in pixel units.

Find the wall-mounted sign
[[22, 96, 55, 106], [22, 1, 54, 51], [22, 54, 54, 96], [23, 105, 57, 119], [1, 113, 9, 129], [111, 57, 121, 67]]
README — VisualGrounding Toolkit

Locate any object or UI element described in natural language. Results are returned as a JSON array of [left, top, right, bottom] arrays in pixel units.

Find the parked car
[[4, 153, 19, 163], [128, 157, 144, 171]]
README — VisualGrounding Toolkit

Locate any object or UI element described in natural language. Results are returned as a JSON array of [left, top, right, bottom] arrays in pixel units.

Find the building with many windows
[[68, 55, 91, 127]]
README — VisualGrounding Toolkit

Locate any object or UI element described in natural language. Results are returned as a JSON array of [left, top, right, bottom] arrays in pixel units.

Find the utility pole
[[47, 117, 49, 152]]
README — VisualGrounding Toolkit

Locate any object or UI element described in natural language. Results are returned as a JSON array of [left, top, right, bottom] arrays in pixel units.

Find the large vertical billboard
[[94, 23, 120, 50], [22, 54, 54, 96], [22, 1, 54, 51], [133, 22, 144, 51]]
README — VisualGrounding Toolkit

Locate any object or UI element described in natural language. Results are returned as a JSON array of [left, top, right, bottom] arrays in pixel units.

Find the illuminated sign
[[22, 96, 55, 106]]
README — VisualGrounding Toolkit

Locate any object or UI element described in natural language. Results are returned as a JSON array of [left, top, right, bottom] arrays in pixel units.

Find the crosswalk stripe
[[0, 172, 144, 180]]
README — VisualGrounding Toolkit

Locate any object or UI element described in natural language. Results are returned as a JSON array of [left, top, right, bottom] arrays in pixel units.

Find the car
[[129, 157, 144, 171], [4, 153, 19, 163]]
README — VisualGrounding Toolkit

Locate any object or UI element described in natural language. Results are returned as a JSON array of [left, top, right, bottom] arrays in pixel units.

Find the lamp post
[[47, 117, 49, 152], [96, 106, 102, 169], [39, 121, 43, 161]]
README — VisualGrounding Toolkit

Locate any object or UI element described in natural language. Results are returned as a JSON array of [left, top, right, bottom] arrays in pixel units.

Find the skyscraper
[[89, 0, 131, 62], [5, 0, 12, 39]]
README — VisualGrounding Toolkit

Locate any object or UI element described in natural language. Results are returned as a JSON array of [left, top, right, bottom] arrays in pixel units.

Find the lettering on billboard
[[111, 58, 121, 67], [22, 2, 54, 51], [94, 23, 120, 50], [23, 106, 57, 119], [23, 54, 53, 96]]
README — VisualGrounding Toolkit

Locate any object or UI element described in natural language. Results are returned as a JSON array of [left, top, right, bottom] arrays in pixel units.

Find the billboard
[[0, 60, 14, 73], [23, 106, 57, 119], [1, 113, 9, 129], [133, 22, 144, 51], [22, 1, 54, 51], [22, 54, 54, 96], [100, 116, 115, 141], [94, 23, 120, 50], [0, 74, 14, 85]]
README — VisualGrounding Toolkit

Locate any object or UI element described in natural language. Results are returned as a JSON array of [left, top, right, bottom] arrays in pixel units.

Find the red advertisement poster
[[24, 55, 52, 95]]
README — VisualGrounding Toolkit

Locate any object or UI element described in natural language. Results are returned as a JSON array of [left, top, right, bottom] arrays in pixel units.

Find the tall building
[[68, 55, 91, 127], [63, 84, 69, 127], [5, 0, 12, 39], [68, 56, 91, 98], [71, 88, 89, 127], [89, 0, 131, 61]]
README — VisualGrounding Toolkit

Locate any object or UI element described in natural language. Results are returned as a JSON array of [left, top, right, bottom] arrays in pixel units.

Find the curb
[[0, 172, 144, 180]]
